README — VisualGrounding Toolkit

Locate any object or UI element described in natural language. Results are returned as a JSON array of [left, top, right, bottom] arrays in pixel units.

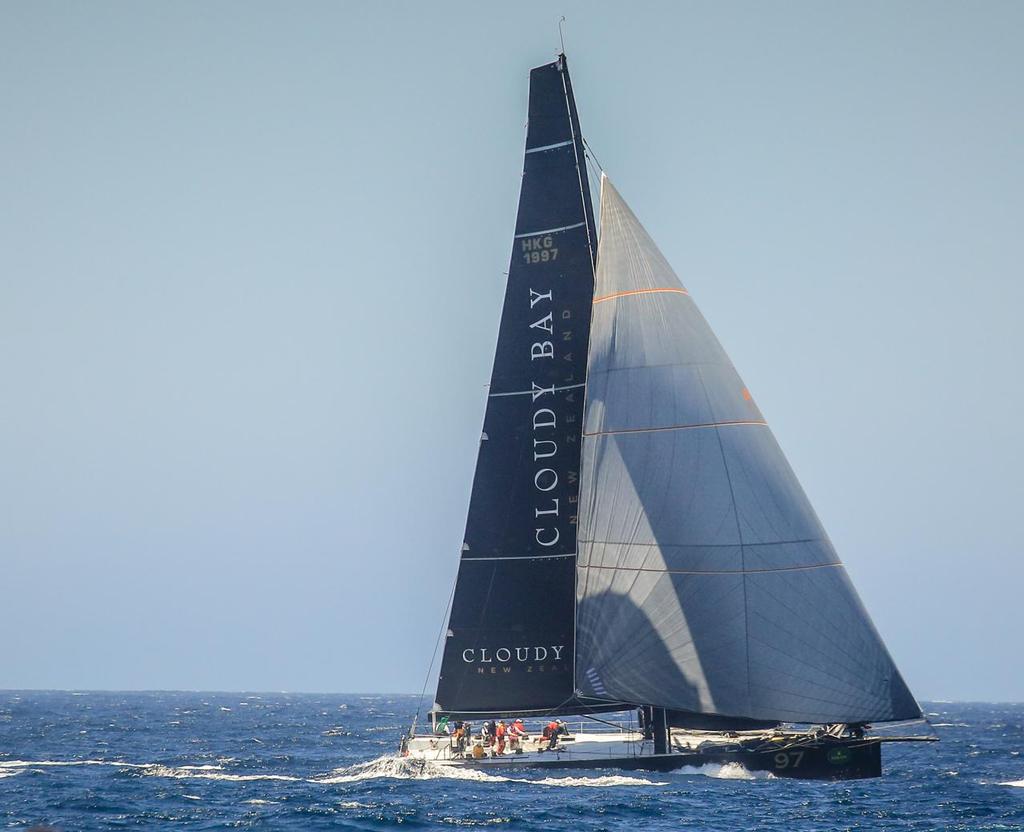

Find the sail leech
[[574, 178, 921, 724]]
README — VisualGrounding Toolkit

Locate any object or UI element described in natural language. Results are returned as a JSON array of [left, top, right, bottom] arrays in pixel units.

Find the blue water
[[0, 693, 1021, 830]]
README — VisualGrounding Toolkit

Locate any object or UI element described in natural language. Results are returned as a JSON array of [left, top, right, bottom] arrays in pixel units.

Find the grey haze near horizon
[[1, 1, 1021, 703]]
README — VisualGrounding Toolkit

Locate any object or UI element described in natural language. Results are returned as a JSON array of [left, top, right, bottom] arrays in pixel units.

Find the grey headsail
[[433, 56, 611, 718], [575, 176, 921, 724]]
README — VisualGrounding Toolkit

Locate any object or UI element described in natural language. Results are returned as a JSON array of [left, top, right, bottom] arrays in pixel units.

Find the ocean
[[0, 692, 1020, 830]]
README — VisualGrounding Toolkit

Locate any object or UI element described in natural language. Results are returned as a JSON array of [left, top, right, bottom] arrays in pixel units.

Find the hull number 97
[[773, 751, 804, 769]]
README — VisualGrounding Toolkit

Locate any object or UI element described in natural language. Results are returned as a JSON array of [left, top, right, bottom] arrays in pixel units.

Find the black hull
[[461, 739, 882, 781]]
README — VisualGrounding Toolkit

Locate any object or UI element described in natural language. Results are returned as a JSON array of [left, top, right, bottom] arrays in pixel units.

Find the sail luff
[[574, 178, 921, 724]]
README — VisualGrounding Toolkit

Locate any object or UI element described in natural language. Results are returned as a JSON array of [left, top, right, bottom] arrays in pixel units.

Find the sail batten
[[574, 178, 921, 724]]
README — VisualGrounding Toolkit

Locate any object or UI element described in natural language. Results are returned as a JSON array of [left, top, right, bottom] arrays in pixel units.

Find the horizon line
[[0, 688, 1019, 706]]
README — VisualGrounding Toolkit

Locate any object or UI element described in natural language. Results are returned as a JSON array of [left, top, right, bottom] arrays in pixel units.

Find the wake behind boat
[[399, 51, 933, 781]]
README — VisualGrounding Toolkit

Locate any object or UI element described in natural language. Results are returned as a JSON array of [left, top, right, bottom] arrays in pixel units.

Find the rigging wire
[[583, 150, 603, 229], [411, 577, 457, 735], [582, 136, 605, 172], [581, 136, 606, 232]]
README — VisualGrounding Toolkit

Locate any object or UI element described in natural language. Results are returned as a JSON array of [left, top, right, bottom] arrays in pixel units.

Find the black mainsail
[[433, 55, 602, 718], [575, 177, 921, 725]]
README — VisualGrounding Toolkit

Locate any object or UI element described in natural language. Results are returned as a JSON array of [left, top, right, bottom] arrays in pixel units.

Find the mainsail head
[[575, 177, 921, 724]]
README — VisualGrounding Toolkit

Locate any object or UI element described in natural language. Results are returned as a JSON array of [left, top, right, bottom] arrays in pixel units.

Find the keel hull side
[[451, 741, 882, 780]]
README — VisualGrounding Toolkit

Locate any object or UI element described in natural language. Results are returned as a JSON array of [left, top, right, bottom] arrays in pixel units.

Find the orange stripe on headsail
[[585, 419, 768, 438], [593, 287, 689, 304]]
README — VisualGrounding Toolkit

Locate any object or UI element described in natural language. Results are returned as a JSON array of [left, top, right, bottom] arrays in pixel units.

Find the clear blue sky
[[2, 1, 1021, 701]]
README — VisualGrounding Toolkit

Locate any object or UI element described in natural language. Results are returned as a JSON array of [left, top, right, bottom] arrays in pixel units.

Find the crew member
[[545, 719, 560, 750], [495, 720, 507, 755], [508, 718, 528, 753], [452, 721, 466, 757]]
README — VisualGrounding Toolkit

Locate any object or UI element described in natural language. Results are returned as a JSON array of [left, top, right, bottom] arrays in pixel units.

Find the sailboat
[[401, 53, 933, 780]]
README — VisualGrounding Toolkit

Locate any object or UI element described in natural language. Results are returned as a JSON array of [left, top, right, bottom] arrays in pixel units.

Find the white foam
[[0, 759, 149, 770], [140, 764, 301, 782], [0, 757, 300, 784], [1000, 779, 1024, 788], [0, 754, 762, 789], [673, 762, 774, 781], [315, 756, 511, 784], [244, 799, 278, 805], [531, 774, 667, 787], [315, 756, 665, 787]]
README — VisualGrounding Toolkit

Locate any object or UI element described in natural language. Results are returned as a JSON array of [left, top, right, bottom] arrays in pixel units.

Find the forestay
[[575, 177, 921, 724]]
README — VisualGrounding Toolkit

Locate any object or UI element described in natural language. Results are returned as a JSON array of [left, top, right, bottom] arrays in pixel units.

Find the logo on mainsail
[[528, 281, 563, 548], [461, 645, 566, 664]]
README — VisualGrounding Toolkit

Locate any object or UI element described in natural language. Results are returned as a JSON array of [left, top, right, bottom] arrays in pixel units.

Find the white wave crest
[[139, 764, 301, 782], [315, 756, 512, 784], [0, 754, 761, 788], [315, 756, 665, 787], [673, 762, 774, 780], [1000, 779, 1024, 788], [531, 774, 667, 787], [0, 759, 153, 776], [0, 759, 144, 769]]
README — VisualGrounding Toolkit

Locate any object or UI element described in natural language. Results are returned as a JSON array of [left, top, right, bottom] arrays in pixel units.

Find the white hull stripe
[[489, 382, 586, 398], [462, 553, 575, 561], [514, 221, 585, 239], [525, 139, 574, 154]]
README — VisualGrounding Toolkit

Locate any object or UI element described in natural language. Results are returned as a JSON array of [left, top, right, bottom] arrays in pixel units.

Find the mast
[[574, 177, 921, 726], [432, 55, 610, 719]]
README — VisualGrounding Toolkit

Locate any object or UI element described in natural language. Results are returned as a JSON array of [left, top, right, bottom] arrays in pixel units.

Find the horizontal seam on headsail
[[584, 419, 767, 437], [581, 562, 843, 576], [525, 139, 574, 153], [462, 553, 576, 561], [593, 287, 689, 304], [514, 221, 585, 238], [489, 382, 586, 398]]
